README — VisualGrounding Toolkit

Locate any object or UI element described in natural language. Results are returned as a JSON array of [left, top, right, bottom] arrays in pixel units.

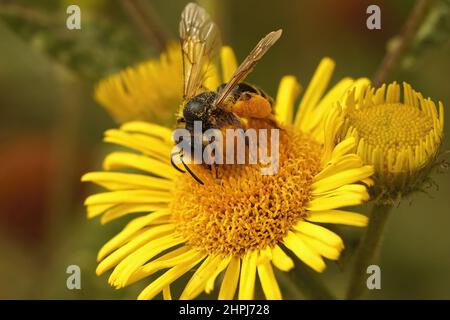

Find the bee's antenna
[[180, 154, 204, 185], [171, 151, 186, 173]]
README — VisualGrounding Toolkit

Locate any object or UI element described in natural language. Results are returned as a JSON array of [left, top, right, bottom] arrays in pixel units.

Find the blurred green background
[[0, 0, 449, 299]]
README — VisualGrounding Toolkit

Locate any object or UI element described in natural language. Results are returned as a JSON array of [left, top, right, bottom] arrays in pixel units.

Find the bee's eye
[[183, 100, 204, 121]]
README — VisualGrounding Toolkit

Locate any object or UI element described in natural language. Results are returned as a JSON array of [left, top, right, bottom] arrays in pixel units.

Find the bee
[[172, 2, 282, 184]]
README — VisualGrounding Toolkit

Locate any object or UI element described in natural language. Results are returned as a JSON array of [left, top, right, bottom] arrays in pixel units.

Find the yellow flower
[[339, 81, 445, 203], [95, 43, 180, 124], [94, 43, 219, 125], [82, 46, 374, 300]]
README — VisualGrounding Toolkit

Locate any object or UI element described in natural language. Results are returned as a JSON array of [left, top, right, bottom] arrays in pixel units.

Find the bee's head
[[183, 99, 205, 122], [183, 91, 217, 123]]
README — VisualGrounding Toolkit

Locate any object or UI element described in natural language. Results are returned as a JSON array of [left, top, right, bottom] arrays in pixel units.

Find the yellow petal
[[163, 285, 172, 300], [180, 255, 223, 300], [292, 221, 344, 249], [313, 184, 368, 199], [218, 256, 240, 300], [352, 78, 371, 99], [304, 77, 354, 136], [386, 81, 400, 103], [127, 247, 197, 286], [361, 178, 374, 187], [300, 234, 342, 260], [307, 192, 368, 211], [205, 256, 232, 294], [137, 254, 204, 300], [121, 121, 173, 143], [320, 105, 344, 166], [82, 172, 173, 191], [439, 101, 444, 130], [329, 138, 356, 160], [294, 57, 335, 129], [204, 63, 220, 91], [110, 234, 185, 288], [306, 210, 368, 227], [86, 203, 115, 218], [103, 152, 177, 180], [96, 224, 175, 275], [274, 75, 300, 125], [257, 261, 282, 300], [84, 190, 172, 206], [220, 46, 238, 82], [314, 154, 363, 181], [283, 231, 326, 272], [238, 251, 258, 300], [97, 211, 172, 261], [312, 166, 374, 194], [100, 203, 169, 224], [104, 129, 172, 162], [271, 245, 294, 272]]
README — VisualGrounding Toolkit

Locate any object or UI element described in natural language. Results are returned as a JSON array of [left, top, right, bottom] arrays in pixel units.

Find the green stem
[[373, 0, 431, 86], [346, 204, 392, 299]]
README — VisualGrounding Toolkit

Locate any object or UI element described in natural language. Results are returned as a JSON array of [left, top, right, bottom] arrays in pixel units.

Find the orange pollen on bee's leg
[[232, 93, 272, 119], [169, 128, 323, 256]]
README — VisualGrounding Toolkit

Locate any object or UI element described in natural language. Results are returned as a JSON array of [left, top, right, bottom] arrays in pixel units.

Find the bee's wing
[[180, 3, 221, 100], [214, 30, 282, 107]]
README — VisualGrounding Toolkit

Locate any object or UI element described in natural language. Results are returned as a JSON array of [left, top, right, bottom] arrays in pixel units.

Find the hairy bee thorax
[[181, 82, 275, 134], [182, 91, 242, 134]]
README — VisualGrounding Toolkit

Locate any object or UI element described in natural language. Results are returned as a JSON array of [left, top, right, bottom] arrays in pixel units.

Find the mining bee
[[171, 2, 282, 184]]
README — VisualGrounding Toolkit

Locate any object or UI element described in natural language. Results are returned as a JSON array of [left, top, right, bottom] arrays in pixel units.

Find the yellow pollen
[[169, 129, 322, 256], [348, 103, 433, 152]]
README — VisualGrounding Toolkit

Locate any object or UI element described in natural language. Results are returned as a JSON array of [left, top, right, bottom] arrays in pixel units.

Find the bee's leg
[[171, 150, 186, 173], [230, 92, 272, 119], [180, 154, 204, 185]]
